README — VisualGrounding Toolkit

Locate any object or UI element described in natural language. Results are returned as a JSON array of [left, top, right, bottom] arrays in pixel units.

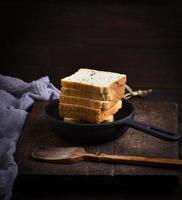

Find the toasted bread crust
[[60, 95, 119, 110], [61, 85, 125, 101], [61, 68, 126, 94], [59, 100, 122, 124], [61, 75, 126, 94], [64, 115, 114, 124]]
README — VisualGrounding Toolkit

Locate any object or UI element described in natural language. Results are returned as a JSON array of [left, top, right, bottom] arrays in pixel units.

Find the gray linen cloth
[[0, 74, 60, 200]]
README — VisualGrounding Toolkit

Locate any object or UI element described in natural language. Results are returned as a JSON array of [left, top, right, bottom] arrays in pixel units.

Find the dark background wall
[[0, 0, 182, 89]]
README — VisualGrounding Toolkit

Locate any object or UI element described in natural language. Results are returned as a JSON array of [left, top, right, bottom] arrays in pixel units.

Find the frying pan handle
[[123, 119, 181, 141]]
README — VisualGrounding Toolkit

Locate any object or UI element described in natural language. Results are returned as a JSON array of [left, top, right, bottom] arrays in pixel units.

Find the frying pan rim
[[45, 99, 135, 128]]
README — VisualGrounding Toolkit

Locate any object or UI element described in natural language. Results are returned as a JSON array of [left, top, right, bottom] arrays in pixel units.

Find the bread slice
[[59, 100, 122, 124], [64, 115, 114, 124], [61, 68, 126, 94], [61, 85, 125, 101], [60, 95, 119, 110]]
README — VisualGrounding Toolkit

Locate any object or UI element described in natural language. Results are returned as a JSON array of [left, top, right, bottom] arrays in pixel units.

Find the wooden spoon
[[32, 146, 182, 168]]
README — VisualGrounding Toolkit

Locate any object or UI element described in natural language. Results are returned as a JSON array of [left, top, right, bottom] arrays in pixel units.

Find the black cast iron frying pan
[[45, 99, 181, 144]]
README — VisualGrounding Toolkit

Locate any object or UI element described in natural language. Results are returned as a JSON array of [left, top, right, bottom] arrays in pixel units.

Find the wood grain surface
[[15, 100, 179, 178]]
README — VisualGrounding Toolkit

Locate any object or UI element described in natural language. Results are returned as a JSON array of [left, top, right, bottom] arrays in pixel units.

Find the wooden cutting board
[[15, 100, 180, 186]]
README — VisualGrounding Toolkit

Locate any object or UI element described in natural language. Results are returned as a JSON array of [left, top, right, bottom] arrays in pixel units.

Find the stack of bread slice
[[59, 68, 127, 124]]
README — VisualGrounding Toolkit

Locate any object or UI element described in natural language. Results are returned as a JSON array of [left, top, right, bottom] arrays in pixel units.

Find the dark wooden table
[[13, 89, 182, 200]]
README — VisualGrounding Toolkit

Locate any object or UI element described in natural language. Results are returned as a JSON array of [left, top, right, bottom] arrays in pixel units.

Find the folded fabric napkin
[[0, 74, 60, 200]]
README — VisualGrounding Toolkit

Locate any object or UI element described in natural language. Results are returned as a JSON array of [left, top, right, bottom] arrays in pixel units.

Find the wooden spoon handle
[[85, 153, 182, 168]]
